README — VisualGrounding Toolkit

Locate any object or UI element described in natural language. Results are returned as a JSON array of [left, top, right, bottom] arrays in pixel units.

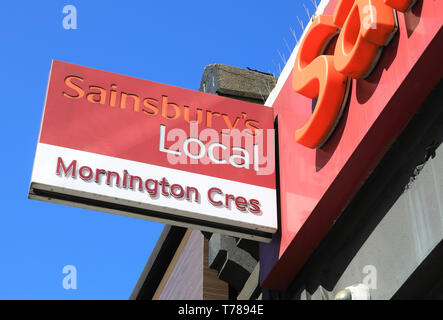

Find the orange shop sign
[[260, 0, 443, 289], [29, 61, 278, 242]]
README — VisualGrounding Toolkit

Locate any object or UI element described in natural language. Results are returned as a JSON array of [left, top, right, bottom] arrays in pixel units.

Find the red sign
[[30, 61, 277, 242], [260, 0, 443, 289]]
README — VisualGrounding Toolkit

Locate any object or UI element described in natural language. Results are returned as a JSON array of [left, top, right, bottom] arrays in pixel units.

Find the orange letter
[[184, 106, 203, 124], [245, 119, 260, 135], [384, 0, 416, 12], [161, 95, 181, 120], [333, 0, 397, 78], [222, 114, 241, 131], [86, 86, 106, 104], [142, 98, 159, 115], [120, 92, 140, 112], [292, 15, 349, 149], [205, 110, 221, 128], [63, 75, 84, 99]]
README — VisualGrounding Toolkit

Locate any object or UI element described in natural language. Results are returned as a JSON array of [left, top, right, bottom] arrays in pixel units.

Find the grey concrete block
[[238, 264, 261, 300], [218, 259, 251, 292], [199, 64, 277, 103], [208, 233, 237, 270], [236, 238, 259, 260], [208, 233, 258, 293]]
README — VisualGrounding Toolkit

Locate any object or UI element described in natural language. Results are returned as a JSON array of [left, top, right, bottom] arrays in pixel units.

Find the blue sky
[[0, 1, 314, 299]]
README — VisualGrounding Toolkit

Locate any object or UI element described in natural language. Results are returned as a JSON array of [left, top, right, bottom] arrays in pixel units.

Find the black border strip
[[30, 187, 273, 241]]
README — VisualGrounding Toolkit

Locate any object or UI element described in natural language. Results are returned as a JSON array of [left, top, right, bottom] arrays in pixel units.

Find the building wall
[[153, 229, 229, 300], [154, 229, 203, 300]]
